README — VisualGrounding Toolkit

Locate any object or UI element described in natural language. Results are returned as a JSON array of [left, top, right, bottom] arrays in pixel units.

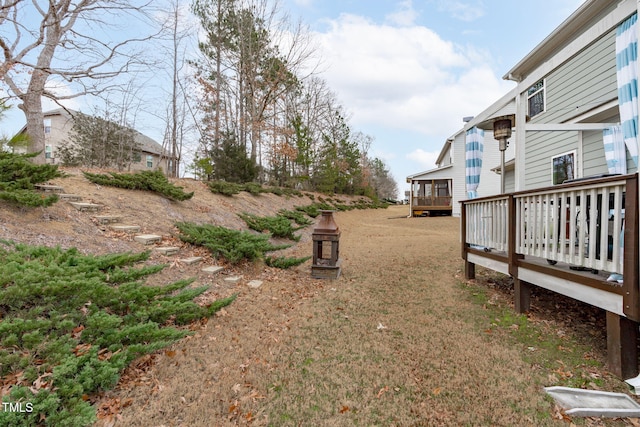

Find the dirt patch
[[0, 177, 634, 426]]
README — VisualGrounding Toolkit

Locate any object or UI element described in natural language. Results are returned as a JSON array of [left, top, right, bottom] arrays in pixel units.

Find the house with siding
[[406, 91, 516, 217], [15, 108, 173, 173], [461, 0, 640, 378]]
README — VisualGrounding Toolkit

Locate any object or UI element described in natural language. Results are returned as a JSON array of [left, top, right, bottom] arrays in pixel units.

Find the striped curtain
[[616, 13, 639, 168], [465, 127, 484, 198], [603, 125, 627, 174]]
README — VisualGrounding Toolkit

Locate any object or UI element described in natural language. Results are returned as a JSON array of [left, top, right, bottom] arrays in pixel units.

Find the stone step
[[58, 194, 82, 202], [156, 246, 180, 256], [202, 266, 224, 274], [69, 202, 102, 212], [134, 234, 162, 245], [180, 256, 203, 265], [223, 275, 242, 284], [35, 184, 64, 193], [110, 225, 141, 233], [94, 215, 122, 224], [247, 280, 263, 289]]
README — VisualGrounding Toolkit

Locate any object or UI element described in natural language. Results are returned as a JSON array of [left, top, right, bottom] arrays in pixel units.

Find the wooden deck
[[461, 173, 639, 378]]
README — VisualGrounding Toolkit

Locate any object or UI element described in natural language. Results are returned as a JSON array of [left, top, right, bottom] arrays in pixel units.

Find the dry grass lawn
[[96, 205, 637, 427]]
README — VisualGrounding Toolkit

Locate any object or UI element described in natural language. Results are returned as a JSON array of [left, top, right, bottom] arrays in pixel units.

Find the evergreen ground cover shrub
[[277, 209, 313, 226], [175, 222, 290, 264], [0, 152, 62, 207], [265, 255, 311, 269], [207, 180, 243, 196], [0, 240, 234, 426], [238, 212, 303, 241], [83, 170, 194, 201]]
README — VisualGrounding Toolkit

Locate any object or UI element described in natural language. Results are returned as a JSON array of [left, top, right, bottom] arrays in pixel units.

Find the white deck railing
[[463, 176, 628, 275], [464, 196, 509, 252], [515, 179, 626, 274]]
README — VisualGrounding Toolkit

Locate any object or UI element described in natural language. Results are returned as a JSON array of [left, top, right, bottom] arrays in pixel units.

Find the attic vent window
[[527, 79, 545, 118]]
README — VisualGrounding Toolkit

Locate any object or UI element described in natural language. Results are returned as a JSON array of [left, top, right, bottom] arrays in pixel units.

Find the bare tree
[[0, 0, 159, 164]]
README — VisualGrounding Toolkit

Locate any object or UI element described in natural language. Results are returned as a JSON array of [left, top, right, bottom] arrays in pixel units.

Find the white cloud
[[406, 148, 440, 170], [437, 1, 485, 22], [313, 14, 513, 138], [385, 0, 418, 27]]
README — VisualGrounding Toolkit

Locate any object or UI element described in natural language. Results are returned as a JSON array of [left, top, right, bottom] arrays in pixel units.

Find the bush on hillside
[[0, 241, 235, 426], [82, 170, 194, 201], [175, 222, 291, 264], [0, 152, 62, 207]]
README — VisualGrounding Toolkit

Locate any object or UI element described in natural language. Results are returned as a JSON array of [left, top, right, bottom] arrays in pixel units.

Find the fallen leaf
[[165, 350, 176, 358], [339, 405, 349, 413], [377, 386, 389, 398]]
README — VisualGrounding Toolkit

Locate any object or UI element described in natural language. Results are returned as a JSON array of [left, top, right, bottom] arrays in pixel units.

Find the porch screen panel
[[603, 125, 627, 174], [616, 13, 639, 167], [465, 127, 484, 199]]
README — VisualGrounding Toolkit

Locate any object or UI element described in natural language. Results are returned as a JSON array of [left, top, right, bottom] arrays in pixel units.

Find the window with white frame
[[527, 79, 545, 118], [146, 155, 153, 168], [552, 151, 575, 185], [45, 145, 53, 159], [43, 119, 51, 134]]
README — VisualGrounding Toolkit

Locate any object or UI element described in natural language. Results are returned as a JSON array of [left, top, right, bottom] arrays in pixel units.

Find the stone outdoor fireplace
[[311, 210, 342, 279]]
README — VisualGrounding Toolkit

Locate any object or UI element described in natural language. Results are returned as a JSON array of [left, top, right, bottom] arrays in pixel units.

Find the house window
[[45, 145, 53, 159], [146, 155, 153, 168], [552, 151, 575, 185], [527, 79, 545, 118], [43, 119, 51, 134]]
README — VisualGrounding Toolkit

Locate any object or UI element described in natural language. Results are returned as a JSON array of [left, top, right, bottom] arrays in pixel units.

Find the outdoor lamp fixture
[[311, 210, 342, 279], [493, 117, 513, 194]]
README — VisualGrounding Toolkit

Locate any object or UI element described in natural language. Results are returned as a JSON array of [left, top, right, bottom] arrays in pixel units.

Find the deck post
[[460, 201, 475, 279], [606, 311, 639, 378], [623, 175, 639, 321], [514, 279, 531, 313]]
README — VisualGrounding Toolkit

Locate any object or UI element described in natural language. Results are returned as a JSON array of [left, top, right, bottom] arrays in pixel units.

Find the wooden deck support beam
[[606, 311, 639, 379], [514, 279, 531, 313], [460, 201, 475, 279]]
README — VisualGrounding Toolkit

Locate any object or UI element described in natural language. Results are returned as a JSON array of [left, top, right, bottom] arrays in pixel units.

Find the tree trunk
[[19, 84, 46, 165]]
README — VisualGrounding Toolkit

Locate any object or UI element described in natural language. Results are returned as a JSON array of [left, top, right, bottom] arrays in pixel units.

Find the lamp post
[[493, 117, 512, 194]]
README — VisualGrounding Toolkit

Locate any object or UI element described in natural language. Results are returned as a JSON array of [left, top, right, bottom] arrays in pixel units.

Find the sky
[[279, 0, 586, 197], [2, 0, 586, 198]]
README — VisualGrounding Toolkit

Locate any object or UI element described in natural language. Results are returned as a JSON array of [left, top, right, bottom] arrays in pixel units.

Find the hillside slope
[[0, 167, 372, 299]]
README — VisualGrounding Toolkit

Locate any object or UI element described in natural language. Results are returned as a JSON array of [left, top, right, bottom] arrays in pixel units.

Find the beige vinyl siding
[[524, 27, 617, 189], [540, 30, 616, 124], [504, 170, 515, 193], [525, 131, 578, 188], [582, 130, 609, 177]]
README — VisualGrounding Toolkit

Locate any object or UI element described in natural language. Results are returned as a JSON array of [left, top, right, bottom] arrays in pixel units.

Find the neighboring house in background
[[461, 0, 640, 378], [14, 108, 173, 173], [406, 97, 516, 217]]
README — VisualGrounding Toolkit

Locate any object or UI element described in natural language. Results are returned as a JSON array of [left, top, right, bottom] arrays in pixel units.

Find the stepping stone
[[94, 215, 122, 224], [156, 246, 179, 256], [247, 280, 263, 289], [181, 256, 203, 265], [134, 234, 162, 245], [223, 276, 242, 284], [202, 266, 224, 274], [69, 202, 102, 212], [58, 194, 82, 201], [110, 225, 141, 233], [35, 184, 64, 193]]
